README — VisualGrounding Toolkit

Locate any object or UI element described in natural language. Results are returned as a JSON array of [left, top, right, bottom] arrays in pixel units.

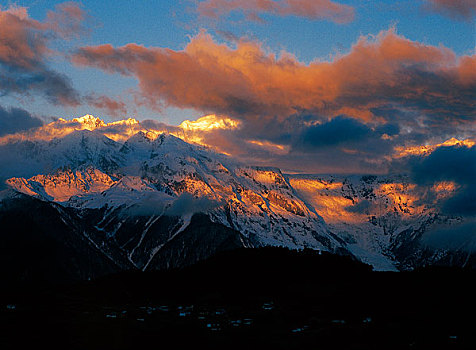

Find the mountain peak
[[71, 115, 106, 129], [123, 130, 157, 146], [107, 118, 140, 127], [65, 115, 141, 131]]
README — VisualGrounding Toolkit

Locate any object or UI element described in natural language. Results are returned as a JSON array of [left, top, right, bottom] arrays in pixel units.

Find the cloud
[[285, 116, 401, 173], [0, 115, 180, 145], [410, 144, 476, 186], [166, 193, 223, 216], [402, 144, 476, 217], [0, 3, 85, 105], [421, 220, 476, 252], [85, 94, 128, 118], [72, 29, 475, 125], [441, 186, 476, 217], [0, 105, 43, 137], [196, 0, 355, 23], [71, 27, 476, 174], [0, 104, 43, 186], [46, 1, 90, 38], [423, 0, 476, 21], [294, 116, 372, 149], [375, 122, 400, 137], [345, 199, 374, 214], [126, 192, 170, 216]]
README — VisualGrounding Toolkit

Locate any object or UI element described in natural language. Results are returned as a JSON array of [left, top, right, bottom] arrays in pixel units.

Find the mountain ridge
[[1, 116, 473, 279]]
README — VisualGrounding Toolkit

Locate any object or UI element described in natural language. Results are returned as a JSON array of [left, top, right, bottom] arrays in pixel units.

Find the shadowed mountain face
[[0, 195, 132, 283], [0, 194, 251, 284], [0, 116, 474, 283]]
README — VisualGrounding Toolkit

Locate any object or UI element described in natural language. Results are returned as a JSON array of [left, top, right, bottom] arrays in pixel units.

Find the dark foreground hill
[[1, 247, 475, 350]]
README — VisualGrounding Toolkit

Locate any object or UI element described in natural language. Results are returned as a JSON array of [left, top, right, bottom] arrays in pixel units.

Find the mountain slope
[[1, 116, 473, 277], [0, 193, 132, 283], [289, 174, 472, 270]]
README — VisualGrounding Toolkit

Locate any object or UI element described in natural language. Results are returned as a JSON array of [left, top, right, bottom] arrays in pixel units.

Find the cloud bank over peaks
[[0, 115, 156, 144], [0, 114, 242, 147]]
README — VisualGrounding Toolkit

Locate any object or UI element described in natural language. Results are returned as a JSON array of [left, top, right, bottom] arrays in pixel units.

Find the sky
[[0, 0, 475, 176]]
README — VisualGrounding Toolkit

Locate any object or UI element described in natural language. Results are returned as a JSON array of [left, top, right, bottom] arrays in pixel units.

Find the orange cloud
[[0, 5, 53, 70], [72, 29, 475, 124], [85, 94, 128, 118], [393, 138, 475, 158], [196, 0, 354, 23], [179, 114, 241, 132], [0, 2, 86, 68], [46, 1, 89, 38]]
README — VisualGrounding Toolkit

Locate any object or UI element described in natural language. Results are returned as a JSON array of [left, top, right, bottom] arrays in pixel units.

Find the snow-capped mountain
[[0, 116, 472, 280], [288, 174, 470, 270]]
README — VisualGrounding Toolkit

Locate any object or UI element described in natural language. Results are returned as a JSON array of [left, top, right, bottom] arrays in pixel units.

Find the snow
[[0, 116, 462, 271], [346, 243, 398, 271]]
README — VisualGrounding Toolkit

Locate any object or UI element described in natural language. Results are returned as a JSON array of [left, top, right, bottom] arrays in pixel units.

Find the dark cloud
[[0, 66, 80, 106], [179, 113, 402, 174], [421, 220, 476, 252], [0, 105, 43, 136], [345, 199, 374, 214], [375, 122, 400, 136], [167, 193, 223, 216], [0, 3, 84, 105], [126, 192, 169, 216], [411, 145, 476, 186], [423, 0, 476, 21], [295, 117, 372, 149], [405, 144, 476, 217], [441, 186, 476, 217], [265, 116, 401, 173], [114, 190, 223, 218], [121, 191, 223, 217]]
